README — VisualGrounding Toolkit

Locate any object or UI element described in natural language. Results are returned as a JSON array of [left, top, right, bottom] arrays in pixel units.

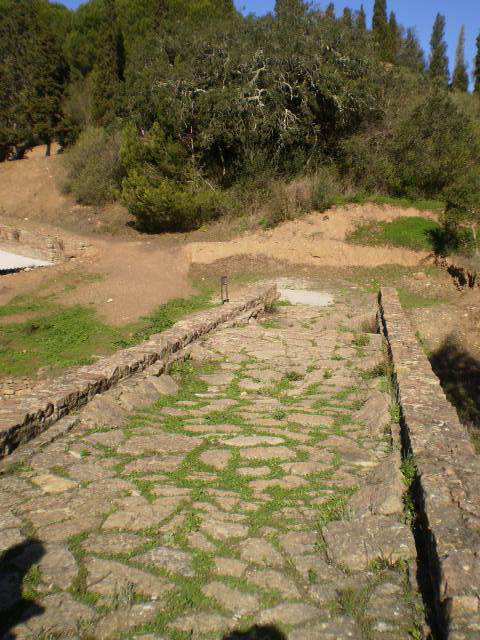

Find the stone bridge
[[0, 284, 478, 639]]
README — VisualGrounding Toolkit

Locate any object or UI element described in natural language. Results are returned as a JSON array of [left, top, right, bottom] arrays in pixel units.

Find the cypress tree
[[91, 0, 124, 125], [474, 32, 480, 94], [399, 27, 425, 73], [325, 3, 335, 20], [372, 0, 389, 60], [452, 26, 468, 92], [372, 0, 387, 33], [356, 4, 366, 33], [342, 7, 352, 28], [31, 20, 69, 155], [387, 11, 400, 63], [429, 13, 449, 86]]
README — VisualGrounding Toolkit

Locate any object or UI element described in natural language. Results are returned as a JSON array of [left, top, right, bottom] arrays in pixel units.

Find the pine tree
[[399, 27, 425, 73], [429, 13, 449, 86], [342, 7, 352, 28], [91, 0, 124, 125], [356, 4, 366, 33], [372, 0, 387, 33], [474, 32, 480, 94], [452, 26, 468, 92]]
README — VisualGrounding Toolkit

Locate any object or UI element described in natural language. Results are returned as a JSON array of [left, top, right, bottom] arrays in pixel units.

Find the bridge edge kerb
[[379, 286, 480, 638]]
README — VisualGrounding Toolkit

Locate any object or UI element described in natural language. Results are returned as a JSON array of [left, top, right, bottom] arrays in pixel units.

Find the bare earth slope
[[1, 146, 432, 325], [187, 204, 434, 268]]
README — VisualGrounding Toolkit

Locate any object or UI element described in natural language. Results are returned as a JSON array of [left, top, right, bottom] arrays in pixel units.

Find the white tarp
[[0, 249, 52, 273]]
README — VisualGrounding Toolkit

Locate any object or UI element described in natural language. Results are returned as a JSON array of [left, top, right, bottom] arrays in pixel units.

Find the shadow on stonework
[[0, 539, 45, 640], [429, 334, 480, 450], [223, 624, 288, 640]]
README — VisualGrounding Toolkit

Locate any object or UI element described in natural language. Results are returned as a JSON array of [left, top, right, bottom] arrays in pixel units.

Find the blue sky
[[61, 0, 479, 84]]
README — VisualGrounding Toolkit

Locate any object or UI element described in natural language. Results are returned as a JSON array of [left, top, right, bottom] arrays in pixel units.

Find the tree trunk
[[14, 145, 26, 160], [471, 224, 479, 256], [45, 141, 51, 157]]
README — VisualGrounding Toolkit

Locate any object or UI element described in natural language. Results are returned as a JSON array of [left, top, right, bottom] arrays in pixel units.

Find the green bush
[[60, 126, 124, 205], [121, 170, 223, 232], [120, 122, 224, 232]]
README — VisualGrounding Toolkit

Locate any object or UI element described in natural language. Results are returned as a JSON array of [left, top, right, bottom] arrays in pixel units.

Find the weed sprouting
[[284, 371, 304, 381]]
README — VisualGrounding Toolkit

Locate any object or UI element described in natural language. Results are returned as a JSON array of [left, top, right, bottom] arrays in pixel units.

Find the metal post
[[221, 276, 229, 304]]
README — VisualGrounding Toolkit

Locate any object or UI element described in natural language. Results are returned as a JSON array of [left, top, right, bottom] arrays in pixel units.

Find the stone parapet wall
[[0, 222, 68, 262], [0, 284, 278, 458], [379, 287, 480, 639]]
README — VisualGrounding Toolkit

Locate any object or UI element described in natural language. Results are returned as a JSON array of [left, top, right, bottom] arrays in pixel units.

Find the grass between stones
[[3, 293, 431, 640]]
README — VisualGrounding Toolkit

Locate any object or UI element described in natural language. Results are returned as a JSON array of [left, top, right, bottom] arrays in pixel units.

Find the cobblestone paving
[[0, 295, 425, 639]]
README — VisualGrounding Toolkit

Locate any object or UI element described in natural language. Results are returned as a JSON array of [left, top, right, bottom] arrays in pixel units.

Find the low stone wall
[[0, 222, 67, 262], [379, 287, 480, 639], [0, 284, 278, 458]]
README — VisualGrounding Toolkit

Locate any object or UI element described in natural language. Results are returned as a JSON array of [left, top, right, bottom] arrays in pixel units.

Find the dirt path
[[61, 239, 194, 325], [0, 293, 424, 639], [1, 147, 436, 326]]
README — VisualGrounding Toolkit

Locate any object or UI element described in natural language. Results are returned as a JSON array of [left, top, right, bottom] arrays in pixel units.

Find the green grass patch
[[336, 193, 444, 214], [315, 493, 352, 526], [397, 288, 445, 309], [347, 216, 441, 252], [0, 286, 215, 379]]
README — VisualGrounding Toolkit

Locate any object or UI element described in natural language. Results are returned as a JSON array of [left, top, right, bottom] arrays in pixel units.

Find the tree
[[91, 0, 125, 126], [429, 13, 449, 86], [386, 11, 400, 63], [475, 32, 480, 94], [356, 4, 366, 33], [31, 22, 69, 155], [372, 0, 387, 33], [444, 169, 480, 255], [0, 0, 68, 160], [392, 91, 476, 197], [325, 3, 335, 20], [275, 0, 307, 23], [452, 26, 468, 92], [399, 27, 425, 73], [342, 7, 352, 28], [372, 0, 389, 60]]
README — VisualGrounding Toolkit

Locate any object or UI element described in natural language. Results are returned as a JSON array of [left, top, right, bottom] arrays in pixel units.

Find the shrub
[[60, 126, 124, 205], [260, 170, 339, 228], [120, 122, 224, 232], [311, 167, 339, 212], [121, 170, 224, 232]]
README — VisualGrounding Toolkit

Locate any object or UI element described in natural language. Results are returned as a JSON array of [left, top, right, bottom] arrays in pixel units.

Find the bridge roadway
[[0, 292, 424, 639]]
